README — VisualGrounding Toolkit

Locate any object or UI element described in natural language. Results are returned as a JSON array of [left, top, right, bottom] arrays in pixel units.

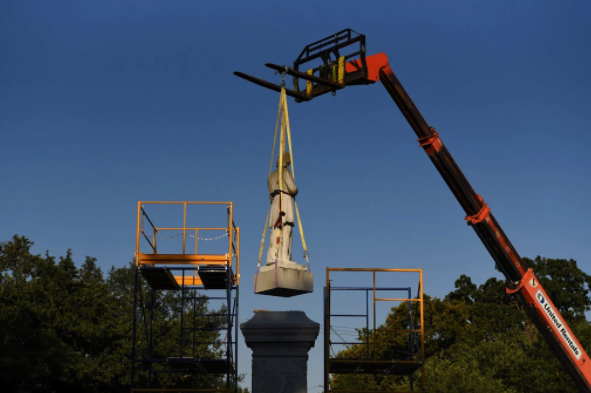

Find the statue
[[254, 89, 313, 297], [266, 152, 299, 267]]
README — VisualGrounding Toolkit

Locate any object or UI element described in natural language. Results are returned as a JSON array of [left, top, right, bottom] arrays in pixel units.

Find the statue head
[[276, 152, 291, 168]]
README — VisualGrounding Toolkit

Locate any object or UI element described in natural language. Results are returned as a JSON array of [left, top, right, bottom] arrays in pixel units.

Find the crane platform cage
[[131, 201, 240, 393], [324, 268, 425, 393]]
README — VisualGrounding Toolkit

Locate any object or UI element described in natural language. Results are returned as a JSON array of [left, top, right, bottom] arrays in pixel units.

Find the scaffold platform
[[166, 357, 231, 374], [329, 358, 422, 375]]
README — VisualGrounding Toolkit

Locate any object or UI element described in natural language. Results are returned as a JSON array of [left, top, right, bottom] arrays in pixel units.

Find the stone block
[[254, 267, 313, 297]]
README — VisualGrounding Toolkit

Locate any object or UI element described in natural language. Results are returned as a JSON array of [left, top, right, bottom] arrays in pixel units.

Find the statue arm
[[283, 169, 298, 197]]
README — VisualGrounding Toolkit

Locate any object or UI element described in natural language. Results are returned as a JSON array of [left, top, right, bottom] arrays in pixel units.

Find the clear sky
[[2, 0, 591, 391]]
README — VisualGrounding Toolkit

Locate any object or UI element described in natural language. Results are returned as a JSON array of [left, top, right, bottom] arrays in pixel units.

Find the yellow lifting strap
[[256, 94, 282, 269], [338, 56, 345, 84], [275, 90, 287, 264], [306, 69, 314, 95], [283, 90, 310, 266], [256, 87, 310, 270]]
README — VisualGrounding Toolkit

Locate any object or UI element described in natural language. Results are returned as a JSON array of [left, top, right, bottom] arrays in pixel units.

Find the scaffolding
[[324, 268, 425, 393], [131, 201, 240, 393]]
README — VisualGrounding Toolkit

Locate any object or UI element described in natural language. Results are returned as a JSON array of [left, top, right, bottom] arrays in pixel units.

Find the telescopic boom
[[234, 29, 591, 392]]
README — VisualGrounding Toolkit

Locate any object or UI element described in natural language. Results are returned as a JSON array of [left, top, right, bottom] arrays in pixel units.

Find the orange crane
[[235, 29, 591, 392]]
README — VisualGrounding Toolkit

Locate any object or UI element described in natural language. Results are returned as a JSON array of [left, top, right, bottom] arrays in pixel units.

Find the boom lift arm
[[234, 29, 591, 392], [375, 53, 591, 393]]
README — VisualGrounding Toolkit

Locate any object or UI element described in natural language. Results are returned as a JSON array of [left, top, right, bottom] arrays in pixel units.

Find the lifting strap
[[283, 92, 310, 270], [256, 94, 282, 273], [255, 86, 311, 282]]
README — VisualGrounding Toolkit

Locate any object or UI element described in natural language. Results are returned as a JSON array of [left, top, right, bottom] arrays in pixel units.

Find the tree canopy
[[330, 256, 591, 393], [3, 234, 590, 392], [0, 235, 246, 393]]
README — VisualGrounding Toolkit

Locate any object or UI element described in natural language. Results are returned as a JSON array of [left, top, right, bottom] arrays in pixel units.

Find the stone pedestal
[[254, 268, 314, 297], [240, 311, 320, 393]]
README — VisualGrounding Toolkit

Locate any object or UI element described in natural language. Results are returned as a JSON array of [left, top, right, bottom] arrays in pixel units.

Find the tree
[[0, 235, 248, 392], [521, 256, 591, 322]]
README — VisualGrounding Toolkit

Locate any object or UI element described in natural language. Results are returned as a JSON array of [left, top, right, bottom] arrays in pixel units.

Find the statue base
[[240, 311, 320, 393], [254, 266, 313, 297]]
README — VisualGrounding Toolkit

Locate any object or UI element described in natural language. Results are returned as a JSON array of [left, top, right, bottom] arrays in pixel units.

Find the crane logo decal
[[536, 290, 582, 360]]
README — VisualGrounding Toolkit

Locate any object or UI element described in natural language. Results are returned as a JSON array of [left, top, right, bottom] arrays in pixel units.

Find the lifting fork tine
[[233, 72, 310, 101], [265, 63, 342, 89]]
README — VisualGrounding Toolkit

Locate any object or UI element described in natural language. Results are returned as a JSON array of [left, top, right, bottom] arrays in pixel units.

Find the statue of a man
[[266, 152, 298, 266]]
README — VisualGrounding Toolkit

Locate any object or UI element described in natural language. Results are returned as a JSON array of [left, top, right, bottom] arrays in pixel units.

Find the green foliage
[[330, 256, 591, 393], [521, 256, 591, 321], [0, 235, 248, 393]]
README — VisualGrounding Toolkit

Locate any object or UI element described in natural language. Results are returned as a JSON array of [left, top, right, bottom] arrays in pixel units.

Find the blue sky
[[2, 0, 591, 390]]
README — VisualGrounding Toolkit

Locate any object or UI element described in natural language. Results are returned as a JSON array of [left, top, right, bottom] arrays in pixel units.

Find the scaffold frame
[[324, 268, 425, 393], [131, 201, 240, 393]]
